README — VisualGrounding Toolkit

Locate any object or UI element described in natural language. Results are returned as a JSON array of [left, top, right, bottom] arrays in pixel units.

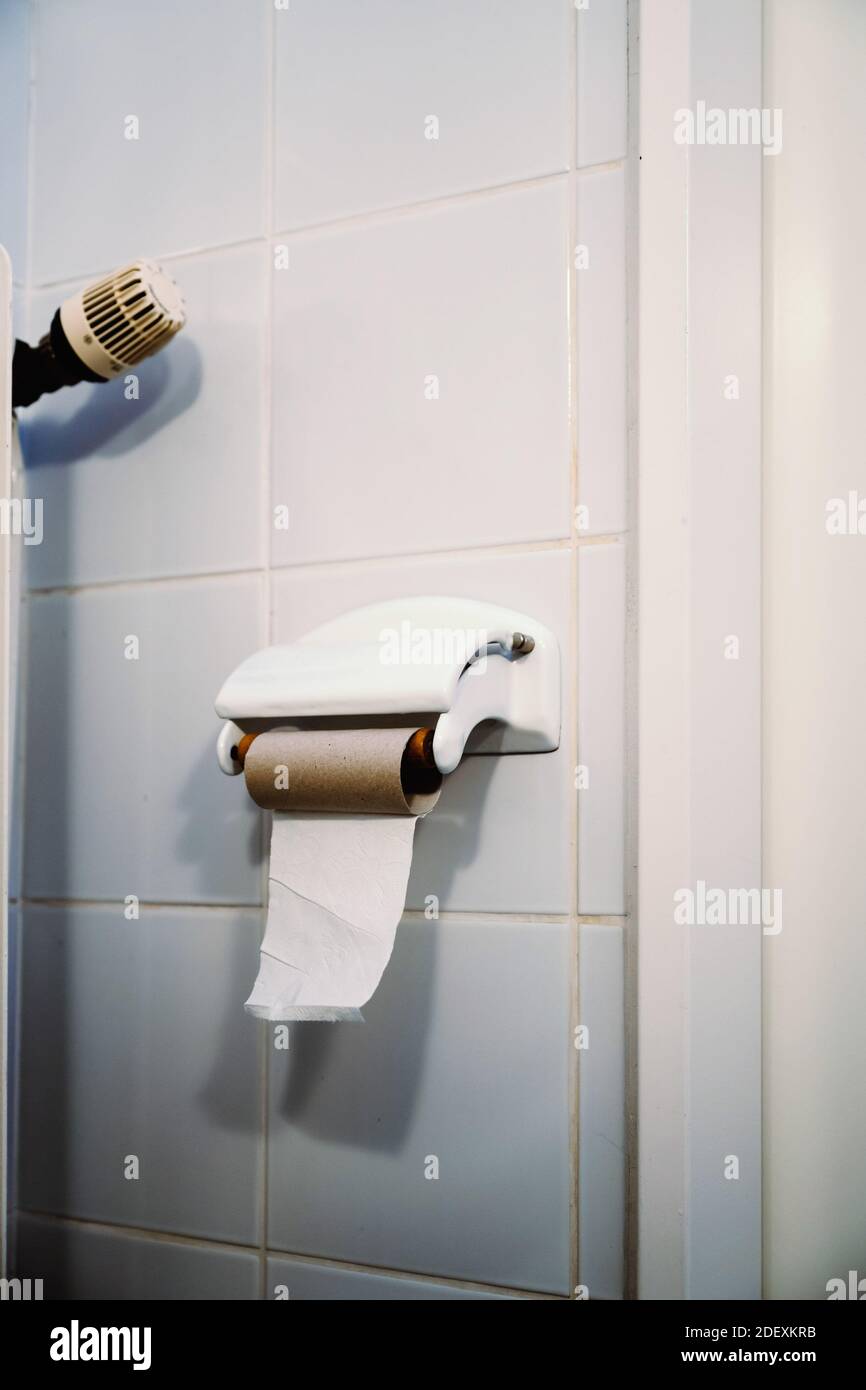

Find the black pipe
[[12, 308, 105, 410]]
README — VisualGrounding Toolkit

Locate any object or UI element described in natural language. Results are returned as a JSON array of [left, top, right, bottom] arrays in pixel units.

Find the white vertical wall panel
[[639, 0, 762, 1300]]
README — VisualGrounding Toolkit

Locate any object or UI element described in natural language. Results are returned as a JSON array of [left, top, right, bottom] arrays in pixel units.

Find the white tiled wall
[[270, 184, 571, 566], [576, 0, 628, 169], [29, 0, 269, 283], [21, 247, 268, 588], [16, 1214, 260, 1301], [6, 0, 632, 1301], [578, 922, 626, 1298], [578, 542, 626, 914], [576, 167, 628, 537], [268, 917, 572, 1293], [274, 2, 573, 229], [16, 905, 263, 1243]]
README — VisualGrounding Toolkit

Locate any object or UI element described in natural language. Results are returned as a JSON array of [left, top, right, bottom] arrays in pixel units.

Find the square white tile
[[578, 923, 625, 1299], [270, 183, 571, 567], [272, 546, 574, 915], [0, 0, 30, 279], [17, 905, 263, 1245], [578, 541, 626, 915], [576, 166, 627, 536], [20, 246, 267, 588], [577, 0, 628, 168], [22, 574, 265, 904], [274, 0, 571, 229], [266, 1256, 512, 1301], [267, 917, 572, 1294], [30, 0, 267, 283], [15, 1214, 259, 1300]]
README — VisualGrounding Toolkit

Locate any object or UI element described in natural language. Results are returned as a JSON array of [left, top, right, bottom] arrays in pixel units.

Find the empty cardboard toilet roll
[[243, 726, 442, 815], [243, 727, 442, 1022]]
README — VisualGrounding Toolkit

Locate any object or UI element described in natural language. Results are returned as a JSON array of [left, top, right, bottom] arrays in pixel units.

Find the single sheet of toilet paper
[[243, 728, 440, 1022], [244, 812, 420, 1022]]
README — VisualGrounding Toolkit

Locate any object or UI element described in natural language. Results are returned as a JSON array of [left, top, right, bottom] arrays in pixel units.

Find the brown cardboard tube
[[243, 727, 442, 816]]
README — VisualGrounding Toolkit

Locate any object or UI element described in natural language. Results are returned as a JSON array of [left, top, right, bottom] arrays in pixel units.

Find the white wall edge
[[637, 0, 763, 1300], [0, 243, 12, 1278]]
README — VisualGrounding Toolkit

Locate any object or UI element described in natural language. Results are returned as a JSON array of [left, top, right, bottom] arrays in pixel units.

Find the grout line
[[28, 169, 570, 292], [576, 157, 628, 178], [23, 536, 576, 600], [251, 1241, 561, 1299], [25, 158, 626, 295], [20, 896, 265, 914], [266, 535, 574, 575], [270, 169, 570, 241], [25, 164, 624, 296], [271, 159, 621, 245], [25, 565, 269, 600], [623, 0, 640, 1303], [14, 1209, 560, 1299], [402, 909, 571, 925], [258, 0, 278, 1303], [258, 2, 279, 1301], [17, 1209, 262, 1258], [27, 235, 271, 294], [577, 914, 628, 927], [576, 531, 627, 547], [20, 896, 572, 925], [160, 237, 267, 271]]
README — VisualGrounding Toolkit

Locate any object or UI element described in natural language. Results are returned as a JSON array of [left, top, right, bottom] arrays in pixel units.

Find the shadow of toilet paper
[[407, 754, 489, 904], [273, 912, 437, 1154], [269, 758, 496, 1153], [175, 737, 264, 902]]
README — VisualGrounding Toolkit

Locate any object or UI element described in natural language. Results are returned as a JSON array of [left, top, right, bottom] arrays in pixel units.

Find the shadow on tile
[[200, 913, 265, 1137], [175, 737, 264, 902], [268, 743, 498, 1148], [19, 336, 201, 466], [408, 754, 491, 903], [273, 918, 437, 1153]]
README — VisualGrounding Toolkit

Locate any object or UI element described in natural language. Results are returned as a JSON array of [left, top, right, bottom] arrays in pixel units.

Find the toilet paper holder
[[214, 595, 560, 777]]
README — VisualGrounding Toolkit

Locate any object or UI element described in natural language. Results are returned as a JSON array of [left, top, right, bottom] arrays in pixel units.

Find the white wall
[[764, 0, 866, 1300], [637, 0, 762, 1301], [1, 1, 632, 1301]]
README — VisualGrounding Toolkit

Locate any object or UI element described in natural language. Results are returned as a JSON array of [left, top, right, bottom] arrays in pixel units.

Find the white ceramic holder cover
[[214, 596, 560, 776]]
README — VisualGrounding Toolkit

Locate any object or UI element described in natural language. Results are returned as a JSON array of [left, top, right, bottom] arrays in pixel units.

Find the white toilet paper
[[244, 812, 421, 1022]]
